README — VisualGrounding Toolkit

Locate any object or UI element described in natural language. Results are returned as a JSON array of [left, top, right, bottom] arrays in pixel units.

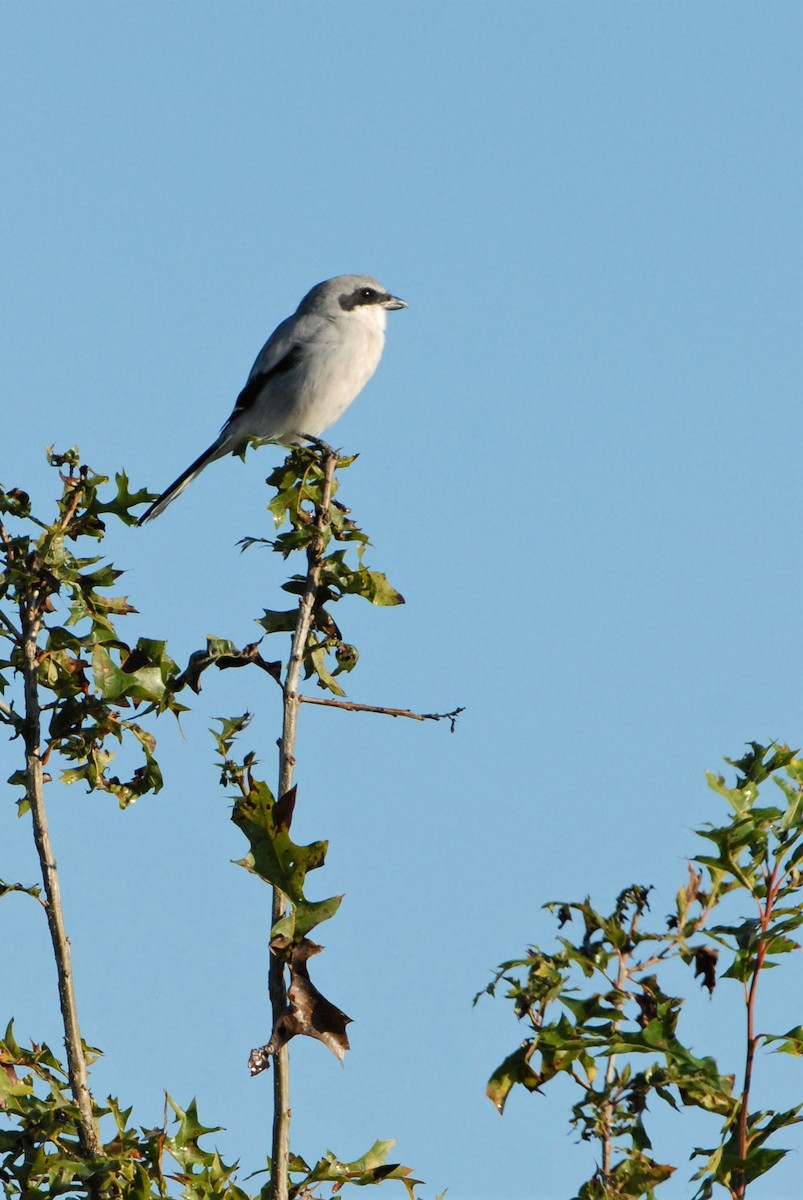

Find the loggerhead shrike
[[138, 274, 406, 523]]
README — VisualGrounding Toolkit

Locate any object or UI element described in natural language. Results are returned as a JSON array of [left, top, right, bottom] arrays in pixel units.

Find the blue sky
[[2, 4, 801, 1198]]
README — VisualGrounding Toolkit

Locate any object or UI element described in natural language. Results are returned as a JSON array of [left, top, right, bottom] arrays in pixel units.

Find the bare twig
[[0, 607, 22, 640], [298, 695, 464, 731], [19, 597, 100, 1156]]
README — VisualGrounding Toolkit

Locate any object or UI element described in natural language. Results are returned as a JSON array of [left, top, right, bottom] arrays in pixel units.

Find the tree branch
[[601, 948, 629, 1181], [20, 597, 100, 1157], [734, 862, 777, 1198], [298, 695, 464, 731], [0, 607, 22, 640], [269, 446, 338, 1200]]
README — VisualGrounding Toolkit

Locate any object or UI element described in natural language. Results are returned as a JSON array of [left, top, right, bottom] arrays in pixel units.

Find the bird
[[138, 274, 407, 523]]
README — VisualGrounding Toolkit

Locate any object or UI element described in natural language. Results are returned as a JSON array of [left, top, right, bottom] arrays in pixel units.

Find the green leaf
[[299, 1138, 425, 1196], [258, 608, 300, 635], [212, 712, 253, 759], [166, 1094, 223, 1147], [765, 1025, 803, 1056], [486, 1045, 541, 1112], [92, 644, 153, 703], [178, 637, 279, 695], [94, 471, 155, 526], [307, 643, 346, 696], [273, 894, 343, 941], [231, 778, 329, 909], [0, 879, 42, 902], [357, 569, 405, 607], [577, 1152, 674, 1199]]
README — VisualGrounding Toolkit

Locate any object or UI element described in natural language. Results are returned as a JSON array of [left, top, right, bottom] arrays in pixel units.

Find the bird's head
[[300, 275, 407, 328]]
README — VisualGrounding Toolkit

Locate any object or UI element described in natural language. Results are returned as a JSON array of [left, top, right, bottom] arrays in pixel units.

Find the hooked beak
[[382, 294, 407, 311]]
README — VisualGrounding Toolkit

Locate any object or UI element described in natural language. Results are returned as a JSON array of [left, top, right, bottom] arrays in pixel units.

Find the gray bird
[[139, 274, 406, 522]]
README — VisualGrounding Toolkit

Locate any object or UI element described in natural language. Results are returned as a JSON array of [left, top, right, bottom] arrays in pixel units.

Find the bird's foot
[[299, 433, 338, 457]]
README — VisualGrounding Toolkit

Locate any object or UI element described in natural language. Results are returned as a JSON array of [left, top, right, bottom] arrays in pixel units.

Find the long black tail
[[138, 436, 226, 524]]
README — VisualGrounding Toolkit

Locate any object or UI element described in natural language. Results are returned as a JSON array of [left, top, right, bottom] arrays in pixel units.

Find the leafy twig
[[269, 445, 338, 1200]]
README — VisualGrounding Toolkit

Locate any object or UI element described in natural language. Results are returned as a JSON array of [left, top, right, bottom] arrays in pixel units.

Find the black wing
[[230, 343, 304, 421]]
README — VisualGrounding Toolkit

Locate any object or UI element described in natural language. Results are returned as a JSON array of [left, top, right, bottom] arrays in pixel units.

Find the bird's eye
[[361, 287, 377, 299]]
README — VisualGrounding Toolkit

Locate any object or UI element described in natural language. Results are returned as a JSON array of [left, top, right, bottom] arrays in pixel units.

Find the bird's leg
[[299, 433, 337, 456]]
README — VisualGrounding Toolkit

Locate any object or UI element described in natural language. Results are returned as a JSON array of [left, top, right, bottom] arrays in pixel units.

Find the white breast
[[232, 305, 388, 443]]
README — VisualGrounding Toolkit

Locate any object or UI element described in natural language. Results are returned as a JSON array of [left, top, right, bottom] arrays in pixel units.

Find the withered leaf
[[121, 647, 149, 674], [693, 945, 718, 995], [635, 990, 658, 1028], [274, 785, 297, 833], [685, 863, 703, 905], [178, 638, 281, 695], [248, 939, 351, 1076]]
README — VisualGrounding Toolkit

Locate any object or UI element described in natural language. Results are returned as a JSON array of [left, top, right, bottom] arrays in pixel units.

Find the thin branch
[[19, 598, 100, 1156], [734, 861, 777, 1199], [601, 948, 629, 1181], [0, 607, 22, 640], [278, 448, 338, 799], [298, 695, 465, 731], [57, 471, 87, 531], [633, 948, 673, 974], [570, 1068, 594, 1093]]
